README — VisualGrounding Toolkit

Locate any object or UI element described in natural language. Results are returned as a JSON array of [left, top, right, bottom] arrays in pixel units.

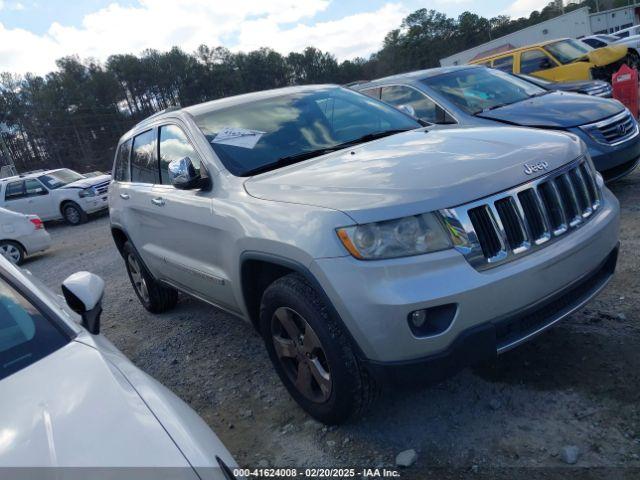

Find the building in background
[[441, 5, 640, 66]]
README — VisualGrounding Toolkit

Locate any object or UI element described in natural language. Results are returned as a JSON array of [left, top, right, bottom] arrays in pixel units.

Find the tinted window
[[0, 278, 69, 380], [583, 38, 606, 49], [360, 87, 381, 99], [423, 68, 545, 114], [520, 50, 555, 74], [38, 169, 85, 190], [114, 139, 132, 182], [380, 85, 442, 123], [616, 31, 629, 38], [194, 87, 420, 176], [492, 56, 514, 73], [131, 130, 159, 184], [4, 181, 24, 201], [159, 125, 201, 185], [24, 179, 47, 197]]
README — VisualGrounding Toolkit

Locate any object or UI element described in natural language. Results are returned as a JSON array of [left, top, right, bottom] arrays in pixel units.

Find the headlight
[[79, 188, 96, 198], [337, 212, 451, 260]]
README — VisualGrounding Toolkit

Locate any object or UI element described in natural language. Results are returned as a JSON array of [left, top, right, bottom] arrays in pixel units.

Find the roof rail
[[344, 80, 370, 87], [141, 105, 182, 123]]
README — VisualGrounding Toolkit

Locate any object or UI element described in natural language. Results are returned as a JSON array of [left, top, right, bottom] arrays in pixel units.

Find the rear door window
[[0, 278, 69, 380], [158, 125, 202, 185], [492, 56, 514, 73], [114, 139, 132, 182], [130, 130, 159, 184], [4, 181, 25, 201]]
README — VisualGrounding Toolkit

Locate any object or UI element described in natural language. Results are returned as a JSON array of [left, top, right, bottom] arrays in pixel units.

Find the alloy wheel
[[127, 253, 149, 303], [65, 206, 81, 224], [0, 244, 21, 264], [271, 307, 332, 403]]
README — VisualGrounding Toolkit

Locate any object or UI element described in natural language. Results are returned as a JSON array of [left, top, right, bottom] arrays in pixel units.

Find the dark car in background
[[353, 66, 640, 181], [515, 73, 612, 98]]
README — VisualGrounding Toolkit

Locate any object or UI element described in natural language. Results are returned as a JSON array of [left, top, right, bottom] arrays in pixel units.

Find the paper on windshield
[[211, 127, 265, 149]]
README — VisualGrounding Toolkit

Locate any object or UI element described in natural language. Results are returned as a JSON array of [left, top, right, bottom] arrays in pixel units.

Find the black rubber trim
[[364, 245, 619, 385], [239, 251, 368, 360]]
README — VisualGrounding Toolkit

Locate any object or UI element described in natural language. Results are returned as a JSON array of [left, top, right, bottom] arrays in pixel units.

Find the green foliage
[[0, 0, 586, 171]]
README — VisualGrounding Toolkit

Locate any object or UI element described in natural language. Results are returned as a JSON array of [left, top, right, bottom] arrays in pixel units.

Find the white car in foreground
[[0, 207, 51, 265], [0, 256, 238, 479]]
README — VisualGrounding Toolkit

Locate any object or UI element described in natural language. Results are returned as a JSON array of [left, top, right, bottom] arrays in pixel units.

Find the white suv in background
[[0, 168, 111, 225]]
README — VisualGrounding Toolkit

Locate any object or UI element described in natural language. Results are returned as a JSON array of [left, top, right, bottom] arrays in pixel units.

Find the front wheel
[[123, 241, 178, 313], [62, 202, 88, 225], [260, 273, 377, 424], [0, 241, 24, 265]]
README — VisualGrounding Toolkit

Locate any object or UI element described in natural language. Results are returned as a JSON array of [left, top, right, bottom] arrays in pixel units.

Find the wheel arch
[[239, 251, 365, 359], [0, 238, 25, 254]]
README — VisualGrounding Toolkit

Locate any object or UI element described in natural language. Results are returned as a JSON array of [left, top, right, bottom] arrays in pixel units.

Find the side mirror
[[61, 272, 105, 335], [169, 157, 205, 190], [397, 104, 417, 118]]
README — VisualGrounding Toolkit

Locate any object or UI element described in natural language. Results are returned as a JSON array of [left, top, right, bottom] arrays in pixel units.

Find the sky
[[0, 0, 551, 75]]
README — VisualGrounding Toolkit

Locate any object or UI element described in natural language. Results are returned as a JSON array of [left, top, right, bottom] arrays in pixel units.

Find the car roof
[[0, 169, 62, 183], [353, 65, 482, 89], [471, 38, 571, 62]]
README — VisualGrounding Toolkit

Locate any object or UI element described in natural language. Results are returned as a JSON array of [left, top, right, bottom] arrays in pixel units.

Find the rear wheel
[[123, 241, 178, 313], [0, 241, 24, 265], [260, 273, 377, 424], [62, 202, 88, 225]]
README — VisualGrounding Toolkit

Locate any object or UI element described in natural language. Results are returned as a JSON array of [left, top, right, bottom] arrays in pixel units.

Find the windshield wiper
[[243, 129, 413, 176]]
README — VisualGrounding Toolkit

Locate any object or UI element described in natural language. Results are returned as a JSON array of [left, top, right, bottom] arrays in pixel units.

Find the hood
[[61, 173, 111, 190], [477, 91, 623, 128], [244, 126, 583, 224], [584, 44, 627, 65], [0, 341, 194, 470]]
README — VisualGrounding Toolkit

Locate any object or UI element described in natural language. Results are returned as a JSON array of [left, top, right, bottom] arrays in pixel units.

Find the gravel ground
[[24, 170, 640, 478]]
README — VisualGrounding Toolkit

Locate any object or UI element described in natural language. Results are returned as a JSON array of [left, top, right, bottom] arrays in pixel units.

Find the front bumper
[[81, 194, 109, 214], [310, 189, 619, 364], [571, 126, 640, 180]]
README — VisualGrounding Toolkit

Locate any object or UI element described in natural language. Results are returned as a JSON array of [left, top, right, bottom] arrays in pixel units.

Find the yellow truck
[[469, 38, 628, 82]]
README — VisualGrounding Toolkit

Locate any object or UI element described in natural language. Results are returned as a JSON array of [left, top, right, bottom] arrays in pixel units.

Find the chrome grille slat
[[442, 156, 603, 271]]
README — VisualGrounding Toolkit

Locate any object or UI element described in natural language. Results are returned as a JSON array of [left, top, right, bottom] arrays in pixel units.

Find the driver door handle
[[151, 197, 165, 207], [119, 193, 130, 200]]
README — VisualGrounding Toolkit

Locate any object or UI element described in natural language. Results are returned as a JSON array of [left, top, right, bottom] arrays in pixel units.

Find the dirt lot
[[24, 170, 640, 478]]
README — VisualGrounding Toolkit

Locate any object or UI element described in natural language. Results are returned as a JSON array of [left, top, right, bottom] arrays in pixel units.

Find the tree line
[[0, 0, 597, 173]]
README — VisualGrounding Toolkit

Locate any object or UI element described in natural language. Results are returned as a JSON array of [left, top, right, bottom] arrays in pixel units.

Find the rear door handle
[[119, 193, 130, 200], [151, 197, 165, 207]]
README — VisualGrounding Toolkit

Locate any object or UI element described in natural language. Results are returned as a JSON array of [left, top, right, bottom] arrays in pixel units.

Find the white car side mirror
[[61, 271, 105, 335]]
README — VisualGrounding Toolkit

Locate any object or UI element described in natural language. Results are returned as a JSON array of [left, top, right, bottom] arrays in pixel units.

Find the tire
[[0, 240, 25, 265], [123, 241, 178, 313], [259, 273, 377, 424], [62, 201, 88, 225]]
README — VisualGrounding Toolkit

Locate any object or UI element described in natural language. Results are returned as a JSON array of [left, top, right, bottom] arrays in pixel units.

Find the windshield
[[0, 278, 69, 380], [544, 39, 592, 64], [194, 86, 421, 176], [423, 68, 546, 114], [38, 169, 85, 189]]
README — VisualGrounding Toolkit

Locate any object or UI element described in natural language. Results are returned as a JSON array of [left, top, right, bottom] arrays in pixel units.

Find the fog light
[[407, 303, 458, 337], [409, 309, 428, 328]]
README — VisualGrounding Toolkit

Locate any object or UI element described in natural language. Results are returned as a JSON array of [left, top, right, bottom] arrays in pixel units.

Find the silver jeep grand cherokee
[[109, 85, 620, 424]]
